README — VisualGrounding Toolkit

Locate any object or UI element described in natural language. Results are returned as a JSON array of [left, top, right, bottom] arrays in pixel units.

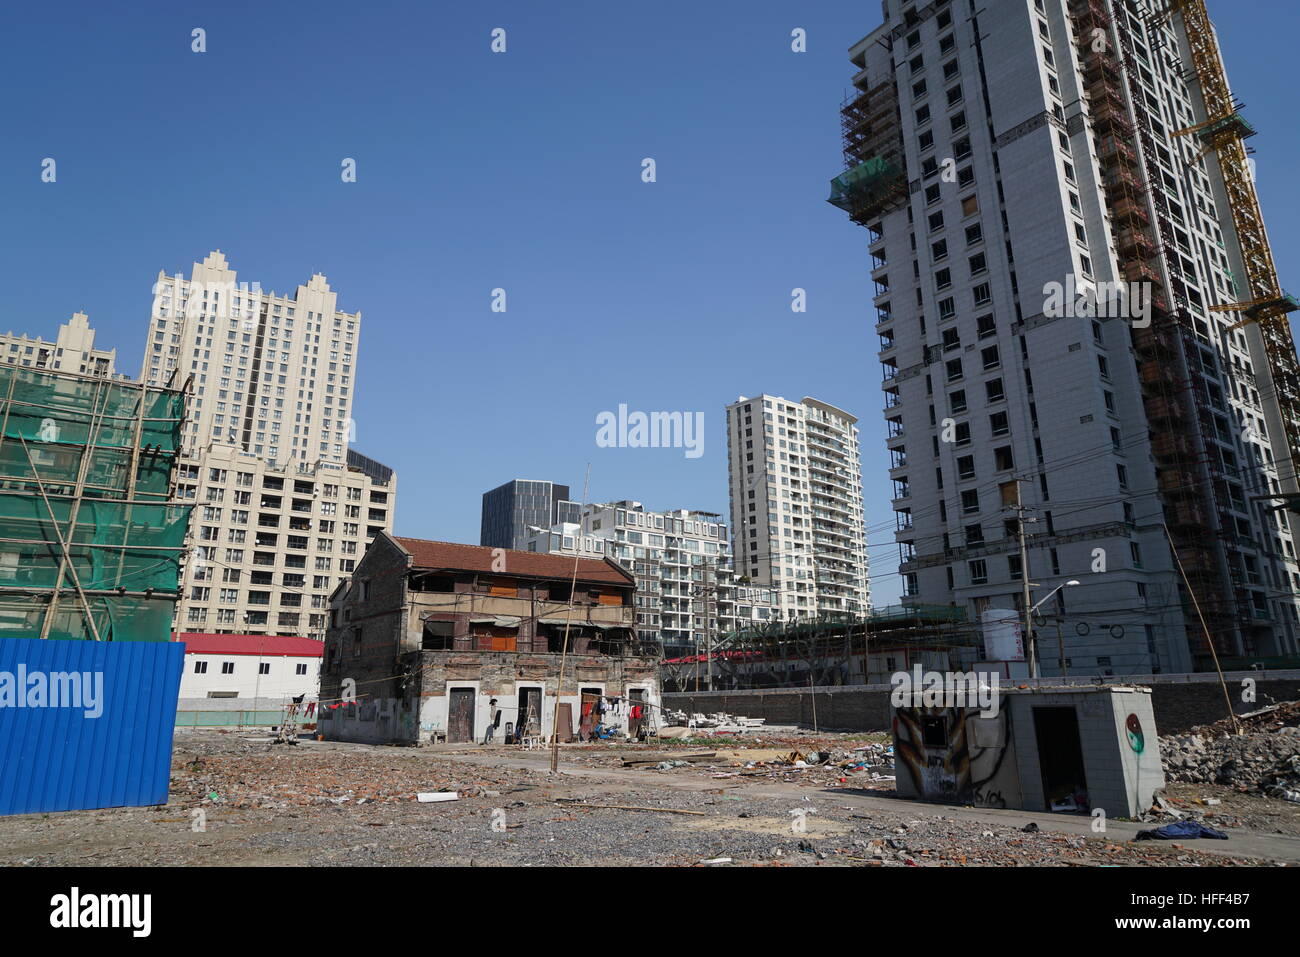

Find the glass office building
[[480, 479, 578, 550]]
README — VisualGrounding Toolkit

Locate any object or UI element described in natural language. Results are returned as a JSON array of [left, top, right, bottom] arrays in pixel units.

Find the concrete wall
[[175, 696, 318, 728], [319, 534, 410, 744], [321, 649, 662, 746], [665, 671, 1300, 735], [1005, 688, 1162, 817], [412, 652, 660, 744], [894, 704, 1022, 809]]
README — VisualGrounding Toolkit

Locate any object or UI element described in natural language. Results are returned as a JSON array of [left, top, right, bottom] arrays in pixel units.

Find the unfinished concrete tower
[[833, 0, 1300, 674]]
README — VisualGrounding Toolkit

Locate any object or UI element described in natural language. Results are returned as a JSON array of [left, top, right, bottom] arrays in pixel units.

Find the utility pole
[[1163, 522, 1240, 734], [550, 464, 590, 774], [704, 560, 714, 692], [1056, 618, 1067, 677], [1002, 480, 1037, 678], [691, 558, 718, 692]]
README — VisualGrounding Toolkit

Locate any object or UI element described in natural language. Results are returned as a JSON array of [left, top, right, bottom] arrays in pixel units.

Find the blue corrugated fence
[[0, 638, 184, 815]]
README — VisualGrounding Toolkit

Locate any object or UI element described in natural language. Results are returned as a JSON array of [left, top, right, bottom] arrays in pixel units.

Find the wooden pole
[[21, 436, 101, 641], [1163, 523, 1240, 733], [809, 672, 818, 734], [550, 464, 591, 773]]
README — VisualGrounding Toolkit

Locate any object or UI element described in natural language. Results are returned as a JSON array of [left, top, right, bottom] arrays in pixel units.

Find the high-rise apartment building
[[1, 312, 116, 377], [142, 250, 358, 466], [175, 447, 395, 639], [150, 252, 395, 639], [480, 479, 580, 550], [833, 0, 1300, 673], [522, 502, 775, 658], [725, 394, 870, 620]]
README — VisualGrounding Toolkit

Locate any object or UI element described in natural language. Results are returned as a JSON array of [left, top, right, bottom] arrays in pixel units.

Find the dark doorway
[[517, 687, 542, 738], [448, 688, 476, 743], [1032, 706, 1089, 812]]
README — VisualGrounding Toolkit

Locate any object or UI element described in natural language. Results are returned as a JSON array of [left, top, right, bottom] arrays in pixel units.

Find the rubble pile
[[624, 740, 897, 789], [664, 711, 799, 735], [1159, 701, 1300, 802]]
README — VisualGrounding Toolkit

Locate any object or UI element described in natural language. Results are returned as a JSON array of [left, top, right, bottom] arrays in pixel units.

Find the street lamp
[[1031, 579, 1081, 615], [1026, 580, 1080, 678]]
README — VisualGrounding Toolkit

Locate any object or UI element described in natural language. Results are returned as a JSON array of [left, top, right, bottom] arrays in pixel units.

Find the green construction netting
[[0, 368, 191, 641], [827, 157, 905, 212], [0, 593, 177, 641], [0, 492, 189, 592], [0, 365, 183, 456], [0, 442, 173, 499]]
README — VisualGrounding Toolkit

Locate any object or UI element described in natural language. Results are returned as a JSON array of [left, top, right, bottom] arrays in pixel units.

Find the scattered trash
[[1021, 822, 1039, 833], [417, 792, 459, 803], [696, 857, 732, 866]]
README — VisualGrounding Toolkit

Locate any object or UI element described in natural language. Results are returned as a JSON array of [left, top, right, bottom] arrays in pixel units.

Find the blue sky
[[1, 0, 1297, 606]]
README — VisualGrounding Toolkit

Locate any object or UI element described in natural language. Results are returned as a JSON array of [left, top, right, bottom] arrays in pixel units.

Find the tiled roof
[[391, 535, 633, 586], [175, 633, 325, 658]]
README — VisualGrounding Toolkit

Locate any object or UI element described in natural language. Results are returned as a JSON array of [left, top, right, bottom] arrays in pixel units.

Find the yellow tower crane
[[1161, 0, 1300, 510]]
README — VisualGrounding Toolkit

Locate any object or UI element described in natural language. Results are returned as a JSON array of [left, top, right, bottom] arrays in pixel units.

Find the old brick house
[[319, 533, 661, 744]]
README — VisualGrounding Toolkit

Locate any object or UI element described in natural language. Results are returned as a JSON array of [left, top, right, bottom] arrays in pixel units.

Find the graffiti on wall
[[1125, 713, 1145, 754], [894, 706, 1012, 809]]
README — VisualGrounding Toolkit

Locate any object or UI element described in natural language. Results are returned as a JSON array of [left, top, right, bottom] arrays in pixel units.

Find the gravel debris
[[0, 729, 1293, 866]]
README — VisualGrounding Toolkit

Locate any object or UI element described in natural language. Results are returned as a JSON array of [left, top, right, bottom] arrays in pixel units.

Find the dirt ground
[[1, 729, 1297, 867]]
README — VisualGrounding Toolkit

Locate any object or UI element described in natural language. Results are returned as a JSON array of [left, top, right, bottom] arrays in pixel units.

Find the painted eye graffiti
[[1125, 713, 1145, 754]]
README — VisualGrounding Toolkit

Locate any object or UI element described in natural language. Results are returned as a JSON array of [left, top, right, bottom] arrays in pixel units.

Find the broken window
[[422, 620, 455, 650], [412, 573, 455, 593], [921, 716, 948, 748]]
